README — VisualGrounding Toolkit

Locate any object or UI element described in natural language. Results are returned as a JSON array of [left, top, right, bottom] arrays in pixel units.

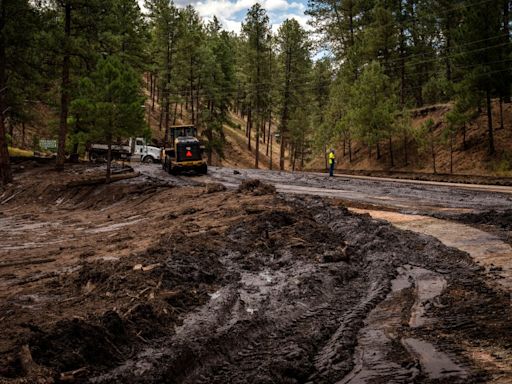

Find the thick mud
[[198, 166, 512, 214], [1, 165, 511, 383], [452, 209, 512, 230]]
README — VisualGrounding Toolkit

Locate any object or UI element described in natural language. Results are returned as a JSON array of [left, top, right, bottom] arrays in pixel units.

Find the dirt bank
[[0, 165, 511, 383]]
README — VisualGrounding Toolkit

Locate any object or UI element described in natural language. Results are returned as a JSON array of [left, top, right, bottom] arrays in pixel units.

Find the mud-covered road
[[1, 164, 511, 383], [202, 166, 512, 213]]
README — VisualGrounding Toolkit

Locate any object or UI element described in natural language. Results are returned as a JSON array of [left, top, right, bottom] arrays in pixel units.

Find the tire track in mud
[[86, 194, 498, 384], [5, 165, 509, 383]]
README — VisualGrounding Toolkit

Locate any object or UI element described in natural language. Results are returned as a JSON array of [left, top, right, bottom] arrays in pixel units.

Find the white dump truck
[[88, 137, 161, 163]]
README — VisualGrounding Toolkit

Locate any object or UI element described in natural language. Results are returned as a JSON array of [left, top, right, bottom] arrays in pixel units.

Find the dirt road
[[196, 165, 512, 213], [1, 164, 511, 383]]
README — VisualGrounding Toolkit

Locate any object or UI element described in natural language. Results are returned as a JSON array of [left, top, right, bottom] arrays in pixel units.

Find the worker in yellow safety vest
[[328, 149, 335, 177]]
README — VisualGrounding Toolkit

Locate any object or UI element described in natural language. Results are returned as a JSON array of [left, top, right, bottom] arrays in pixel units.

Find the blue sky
[[139, 0, 311, 34]]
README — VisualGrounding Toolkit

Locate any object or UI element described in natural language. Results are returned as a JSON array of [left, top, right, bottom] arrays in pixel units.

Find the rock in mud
[[205, 182, 227, 194], [238, 179, 276, 195], [321, 244, 350, 263]]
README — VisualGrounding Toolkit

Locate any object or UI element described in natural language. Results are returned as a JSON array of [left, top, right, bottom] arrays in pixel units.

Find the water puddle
[[351, 209, 512, 290], [407, 267, 446, 328], [340, 265, 464, 383], [339, 267, 417, 383]]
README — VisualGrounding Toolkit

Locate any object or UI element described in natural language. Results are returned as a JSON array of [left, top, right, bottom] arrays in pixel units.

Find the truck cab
[[88, 137, 161, 163], [131, 138, 161, 163]]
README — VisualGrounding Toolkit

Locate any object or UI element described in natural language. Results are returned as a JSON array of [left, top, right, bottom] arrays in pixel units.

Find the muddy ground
[[199, 166, 512, 213], [0, 164, 511, 383]]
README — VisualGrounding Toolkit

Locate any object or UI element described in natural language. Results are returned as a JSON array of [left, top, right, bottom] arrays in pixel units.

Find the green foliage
[[443, 109, 465, 144], [72, 56, 146, 143], [3, 0, 511, 177], [492, 152, 512, 175], [395, 109, 412, 138], [351, 62, 398, 146], [413, 118, 435, 151], [423, 76, 455, 105], [276, 18, 312, 166], [242, 4, 271, 122]]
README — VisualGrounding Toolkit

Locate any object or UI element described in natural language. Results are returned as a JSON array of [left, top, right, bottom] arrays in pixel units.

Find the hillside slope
[[307, 100, 512, 177], [10, 89, 512, 178]]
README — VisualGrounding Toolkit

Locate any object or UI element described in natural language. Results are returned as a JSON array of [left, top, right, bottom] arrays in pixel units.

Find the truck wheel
[[169, 166, 178, 176], [199, 164, 208, 175], [89, 152, 99, 163], [143, 156, 154, 164]]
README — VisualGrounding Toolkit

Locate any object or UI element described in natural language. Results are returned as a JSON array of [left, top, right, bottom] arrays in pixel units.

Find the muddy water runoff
[[340, 208, 512, 383], [351, 209, 512, 291]]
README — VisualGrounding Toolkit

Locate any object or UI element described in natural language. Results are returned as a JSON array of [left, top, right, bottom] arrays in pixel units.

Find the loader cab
[[164, 125, 197, 147], [161, 125, 207, 175]]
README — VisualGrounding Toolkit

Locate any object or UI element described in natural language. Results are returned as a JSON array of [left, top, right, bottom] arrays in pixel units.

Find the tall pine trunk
[[266, 111, 271, 156], [499, 96, 504, 129], [280, 47, 291, 171], [151, 75, 156, 111], [106, 134, 112, 184], [247, 107, 252, 151], [164, 38, 172, 144], [430, 128, 437, 174], [300, 134, 305, 170], [486, 88, 495, 155], [348, 137, 352, 163], [56, 0, 71, 171], [269, 131, 273, 170], [173, 102, 178, 125], [279, 134, 285, 171], [206, 101, 213, 165], [190, 57, 195, 126], [503, 0, 511, 103], [255, 119, 260, 169], [0, 1, 11, 185]]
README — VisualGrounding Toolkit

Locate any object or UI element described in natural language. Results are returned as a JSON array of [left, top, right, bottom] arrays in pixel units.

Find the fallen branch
[[66, 172, 140, 187]]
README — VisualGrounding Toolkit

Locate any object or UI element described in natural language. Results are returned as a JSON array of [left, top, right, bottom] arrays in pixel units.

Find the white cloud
[[139, 0, 310, 35], [280, 13, 312, 31], [195, 0, 253, 20]]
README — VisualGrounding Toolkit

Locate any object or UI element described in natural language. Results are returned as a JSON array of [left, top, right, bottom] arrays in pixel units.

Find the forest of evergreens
[[0, 0, 511, 184]]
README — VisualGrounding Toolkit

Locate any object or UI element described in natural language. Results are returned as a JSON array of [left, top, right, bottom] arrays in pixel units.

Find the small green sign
[[39, 139, 57, 151]]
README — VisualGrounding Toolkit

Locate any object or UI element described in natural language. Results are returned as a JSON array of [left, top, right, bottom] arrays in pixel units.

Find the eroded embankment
[[0, 168, 511, 383]]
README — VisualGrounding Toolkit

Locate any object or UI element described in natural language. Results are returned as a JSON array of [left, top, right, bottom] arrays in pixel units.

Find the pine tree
[[201, 17, 235, 164], [72, 56, 146, 182], [145, 0, 180, 142], [242, 4, 271, 169], [351, 61, 398, 161], [455, 0, 506, 155], [276, 18, 311, 170], [311, 58, 333, 170]]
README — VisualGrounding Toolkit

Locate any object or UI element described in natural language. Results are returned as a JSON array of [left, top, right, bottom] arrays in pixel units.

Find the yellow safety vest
[[328, 152, 335, 165]]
